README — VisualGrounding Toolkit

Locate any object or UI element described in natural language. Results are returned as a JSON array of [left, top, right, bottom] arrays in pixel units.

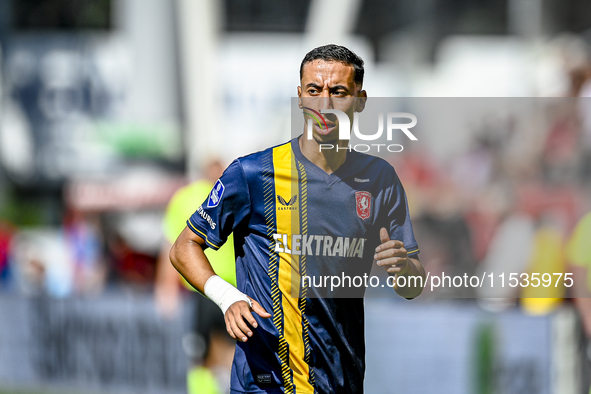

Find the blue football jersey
[[188, 138, 419, 394]]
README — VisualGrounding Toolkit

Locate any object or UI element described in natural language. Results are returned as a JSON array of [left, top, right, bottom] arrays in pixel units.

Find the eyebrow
[[305, 83, 351, 92], [330, 85, 350, 92]]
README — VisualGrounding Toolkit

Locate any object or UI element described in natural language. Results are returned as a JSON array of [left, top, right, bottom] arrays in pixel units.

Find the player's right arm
[[172, 160, 271, 341], [170, 227, 216, 293], [170, 226, 271, 342]]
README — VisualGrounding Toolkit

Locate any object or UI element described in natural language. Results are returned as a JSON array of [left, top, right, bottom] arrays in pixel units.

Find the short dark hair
[[300, 44, 364, 85]]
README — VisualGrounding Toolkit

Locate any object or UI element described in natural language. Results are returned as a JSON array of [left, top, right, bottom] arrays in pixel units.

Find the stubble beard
[[313, 135, 340, 145]]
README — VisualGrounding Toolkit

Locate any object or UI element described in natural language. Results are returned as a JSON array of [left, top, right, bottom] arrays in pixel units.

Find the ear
[[297, 86, 302, 108], [356, 90, 367, 112]]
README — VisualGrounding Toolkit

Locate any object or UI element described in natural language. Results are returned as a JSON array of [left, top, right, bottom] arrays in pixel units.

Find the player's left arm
[[374, 227, 425, 299]]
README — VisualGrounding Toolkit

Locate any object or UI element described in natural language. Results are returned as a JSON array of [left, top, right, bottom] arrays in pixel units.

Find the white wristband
[[203, 275, 252, 316]]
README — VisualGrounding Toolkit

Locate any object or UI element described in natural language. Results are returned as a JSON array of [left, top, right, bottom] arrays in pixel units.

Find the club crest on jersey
[[207, 180, 225, 208], [355, 191, 371, 220]]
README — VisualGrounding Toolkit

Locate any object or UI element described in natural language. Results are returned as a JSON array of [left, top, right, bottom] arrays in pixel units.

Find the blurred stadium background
[[0, 0, 591, 393]]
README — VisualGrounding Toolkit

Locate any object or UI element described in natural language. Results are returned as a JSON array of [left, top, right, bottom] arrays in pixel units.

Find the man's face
[[298, 60, 366, 144]]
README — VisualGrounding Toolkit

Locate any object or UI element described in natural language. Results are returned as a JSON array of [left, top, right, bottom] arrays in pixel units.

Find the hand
[[374, 227, 409, 275], [225, 297, 271, 342]]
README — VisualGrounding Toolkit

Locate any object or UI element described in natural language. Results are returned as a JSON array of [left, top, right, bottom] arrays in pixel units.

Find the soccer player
[[170, 44, 425, 394]]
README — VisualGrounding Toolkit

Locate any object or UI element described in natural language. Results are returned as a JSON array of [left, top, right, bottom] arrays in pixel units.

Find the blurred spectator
[[0, 220, 16, 288], [464, 185, 507, 264], [520, 213, 568, 315], [105, 228, 157, 289], [476, 203, 535, 311], [10, 228, 73, 297], [553, 34, 591, 187], [412, 177, 477, 298], [541, 103, 580, 184], [63, 209, 106, 295], [553, 33, 591, 98]]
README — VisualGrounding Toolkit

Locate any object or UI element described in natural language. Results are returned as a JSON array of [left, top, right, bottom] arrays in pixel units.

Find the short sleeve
[[384, 168, 420, 257], [187, 160, 251, 250]]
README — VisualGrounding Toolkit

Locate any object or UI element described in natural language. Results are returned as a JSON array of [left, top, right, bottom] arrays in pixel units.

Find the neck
[[298, 135, 348, 174]]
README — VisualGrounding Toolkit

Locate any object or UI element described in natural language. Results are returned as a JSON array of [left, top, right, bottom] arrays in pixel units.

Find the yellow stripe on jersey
[[272, 143, 313, 393], [297, 159, 315, 386], [187, 221, 221, 250], [261, 153, 291, 390], [407, 247, 420, 255]]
